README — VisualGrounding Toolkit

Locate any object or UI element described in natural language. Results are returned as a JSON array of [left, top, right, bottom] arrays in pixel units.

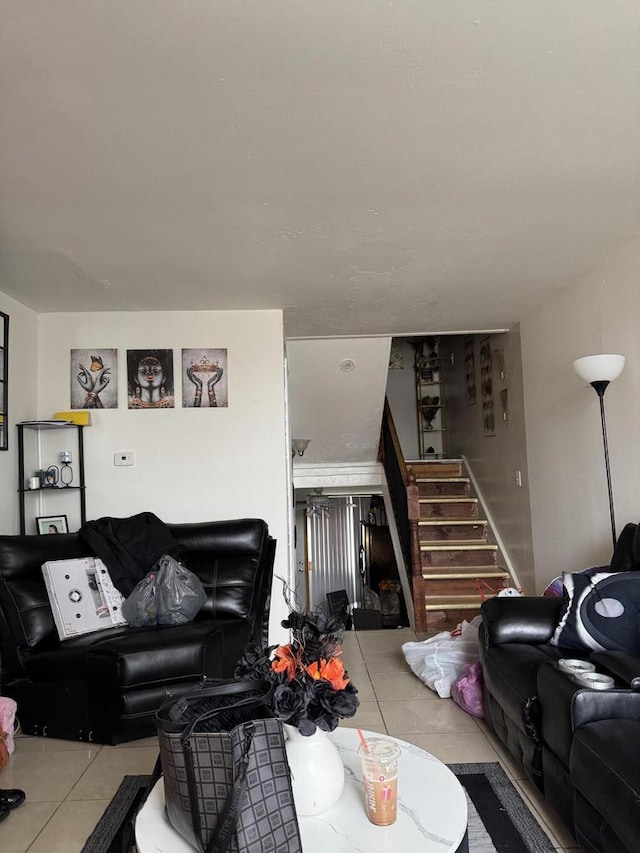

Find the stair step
[[421, 542, 497, 550], [419, 519, 484, 526], [422, 569, 510, 580], [416, 477, 470, 484], [424, 596, 484, 611], [419, 497, 477, 503]]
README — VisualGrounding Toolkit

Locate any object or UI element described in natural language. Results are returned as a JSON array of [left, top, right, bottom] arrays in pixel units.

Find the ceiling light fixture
[[306, 488, 331, 518], [291, 438, 311, 458]]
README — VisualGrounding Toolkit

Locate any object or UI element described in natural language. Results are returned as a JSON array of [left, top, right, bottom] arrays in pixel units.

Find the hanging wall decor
[[480, 337, 495, 437], [388, 341, 404, 370], [464, 335, 476, 406], [71, 349, 118, 409], [181, 349, 228, 407], [127, 349, 175, 409]]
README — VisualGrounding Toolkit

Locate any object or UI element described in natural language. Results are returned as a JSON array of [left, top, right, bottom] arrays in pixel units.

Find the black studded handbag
[[155, 679, 302, 853]]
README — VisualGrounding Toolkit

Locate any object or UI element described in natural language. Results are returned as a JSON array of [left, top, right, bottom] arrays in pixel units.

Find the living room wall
[[0, 290, 38, 534], [520, 238, 640, 592], [31, 308, 290, 639]]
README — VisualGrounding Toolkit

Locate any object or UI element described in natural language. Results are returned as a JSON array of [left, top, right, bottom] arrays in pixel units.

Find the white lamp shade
[[573, 354, 625, 383]]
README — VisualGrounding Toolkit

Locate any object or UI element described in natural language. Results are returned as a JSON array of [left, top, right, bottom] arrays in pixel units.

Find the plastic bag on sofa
[[401, 616, 481, 698], [122, 555, 206, 627]]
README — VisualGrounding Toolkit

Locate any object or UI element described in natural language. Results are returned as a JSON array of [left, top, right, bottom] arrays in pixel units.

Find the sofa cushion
[[571, 719, 640, 853], [170, 519, 269, 623], [551, 571, 640, 653], [23, 619, 249, 688]]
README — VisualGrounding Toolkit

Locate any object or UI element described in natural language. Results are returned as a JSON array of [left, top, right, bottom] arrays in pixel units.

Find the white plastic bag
[[401, 616, 481, 698]]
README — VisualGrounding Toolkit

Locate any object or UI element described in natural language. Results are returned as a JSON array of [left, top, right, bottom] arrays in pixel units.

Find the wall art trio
[[70, 348, 228, 410]]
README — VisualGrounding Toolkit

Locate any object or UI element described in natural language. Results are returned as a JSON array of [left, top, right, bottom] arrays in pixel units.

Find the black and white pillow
[[550, 570, 640, 653]]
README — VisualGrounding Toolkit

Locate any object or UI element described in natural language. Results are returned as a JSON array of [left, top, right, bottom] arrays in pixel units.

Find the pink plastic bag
[[0, 696, 17, 764], [451, 662, 484, 718]]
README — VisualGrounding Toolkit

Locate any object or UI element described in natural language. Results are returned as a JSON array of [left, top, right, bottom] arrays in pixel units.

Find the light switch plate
[[114, 452, 134, 467]]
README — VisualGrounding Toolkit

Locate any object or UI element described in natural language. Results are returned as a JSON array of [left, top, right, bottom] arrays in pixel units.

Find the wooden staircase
[[408, 459, 512, 633]]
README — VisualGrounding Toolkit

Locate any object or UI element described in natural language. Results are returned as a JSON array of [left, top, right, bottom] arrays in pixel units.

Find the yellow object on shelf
[[53, 411, 92, 426]]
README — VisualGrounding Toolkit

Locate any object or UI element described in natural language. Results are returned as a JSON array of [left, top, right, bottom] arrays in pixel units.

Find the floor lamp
[[572, 354, 625, 551]]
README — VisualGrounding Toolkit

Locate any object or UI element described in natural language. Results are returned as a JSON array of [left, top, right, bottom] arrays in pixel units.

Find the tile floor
[[0, 628, 582, 852]]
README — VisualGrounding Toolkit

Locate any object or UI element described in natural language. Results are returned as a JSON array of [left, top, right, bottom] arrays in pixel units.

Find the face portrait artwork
[[182, 349, 228, 408], [127, 349, 175, 409], [70, 349, 118, 409]]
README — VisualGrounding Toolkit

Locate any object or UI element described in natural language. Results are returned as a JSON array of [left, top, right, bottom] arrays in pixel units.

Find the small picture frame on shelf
[[36, 515, 69, 535]]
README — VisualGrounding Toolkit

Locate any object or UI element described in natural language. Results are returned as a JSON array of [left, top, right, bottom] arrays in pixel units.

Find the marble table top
[[136, 727, 468, 852]]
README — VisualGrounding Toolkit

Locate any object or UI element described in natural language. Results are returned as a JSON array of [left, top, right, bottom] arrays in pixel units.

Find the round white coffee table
[[136, 728, 468, 852]]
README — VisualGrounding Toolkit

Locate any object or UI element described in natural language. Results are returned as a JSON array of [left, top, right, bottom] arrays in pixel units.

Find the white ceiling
[[1, 2, 639, 337]]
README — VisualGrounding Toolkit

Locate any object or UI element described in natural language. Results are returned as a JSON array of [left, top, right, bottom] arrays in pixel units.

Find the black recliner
[[0, 517, 275, 744]]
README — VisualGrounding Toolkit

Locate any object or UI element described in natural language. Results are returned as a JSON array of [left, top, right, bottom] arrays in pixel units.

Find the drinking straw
[[357, 728, 369, 753]]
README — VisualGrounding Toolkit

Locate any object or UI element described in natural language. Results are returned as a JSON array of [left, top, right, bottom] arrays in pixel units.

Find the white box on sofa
[[42, 557, 127, 640]]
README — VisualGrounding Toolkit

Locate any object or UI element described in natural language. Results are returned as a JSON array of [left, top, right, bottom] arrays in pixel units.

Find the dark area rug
[[82, 762, 556, 853], [448, 762, 556, 852]]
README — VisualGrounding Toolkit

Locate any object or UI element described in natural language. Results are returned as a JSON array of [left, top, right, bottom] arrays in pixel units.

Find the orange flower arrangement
[[236, 606, 359, 735]]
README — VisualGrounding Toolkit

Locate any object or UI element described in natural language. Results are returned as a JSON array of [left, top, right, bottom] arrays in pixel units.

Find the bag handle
[[183, 721, 255, 853], [162, 679, 272, 723], [181, 691, 270, 745]]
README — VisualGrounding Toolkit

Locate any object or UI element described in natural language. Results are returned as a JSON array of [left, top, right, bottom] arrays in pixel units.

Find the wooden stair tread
[[425, 596, 485, 610], [422, 569, 510, 580], [418, 519, 485, 526], [421, 541, 497, 550], [419, 496, 477, 503], [416, 477, 470, 483]]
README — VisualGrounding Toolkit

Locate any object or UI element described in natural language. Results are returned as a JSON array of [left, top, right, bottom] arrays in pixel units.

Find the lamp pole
[[573, 354, 625, 554], [590, 380, 617, 551]]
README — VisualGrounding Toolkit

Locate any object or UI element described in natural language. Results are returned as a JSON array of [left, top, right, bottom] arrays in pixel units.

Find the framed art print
[[182, 349, 228, 407], [37, 515, 69, 535]]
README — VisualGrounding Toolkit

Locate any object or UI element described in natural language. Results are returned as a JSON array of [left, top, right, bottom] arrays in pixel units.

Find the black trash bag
[[122, 554, 206, 627]]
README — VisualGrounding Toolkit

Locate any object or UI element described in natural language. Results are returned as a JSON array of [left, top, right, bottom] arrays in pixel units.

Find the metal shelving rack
[[17, 422, 86, 534], [415, 345, 446, 459]]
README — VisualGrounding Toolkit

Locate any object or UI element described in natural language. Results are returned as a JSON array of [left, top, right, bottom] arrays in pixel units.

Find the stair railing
[[381, 400, 427, 632]]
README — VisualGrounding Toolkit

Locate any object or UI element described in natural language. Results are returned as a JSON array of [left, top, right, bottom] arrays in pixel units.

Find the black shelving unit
[[17, 422, 86, 534]]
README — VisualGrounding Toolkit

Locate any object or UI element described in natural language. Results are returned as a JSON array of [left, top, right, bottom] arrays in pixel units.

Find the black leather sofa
[[0, 518, 275, 745], [479, 522, 640, 852]]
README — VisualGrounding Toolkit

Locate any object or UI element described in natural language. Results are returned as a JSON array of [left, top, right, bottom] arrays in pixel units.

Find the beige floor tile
[[339, 701, 386, 734], [351, 677, 376, 702], [112, 735, 159, 749], [379, 698, 477, 735], [68, 745, 158, 800], [371, 670, 439, 701], [26, 799, 111, 853], [402, 731, 504, 763], [361, 648, 409, 677], [1, 749, 99, 802], [14, 735, 99, 753], [355, 628, 415, 654], [0, 801, 58, 853]]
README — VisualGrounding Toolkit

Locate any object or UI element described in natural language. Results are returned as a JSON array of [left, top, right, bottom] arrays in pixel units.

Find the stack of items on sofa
[[0, 513, 275, 744], [479, 521, 640, 853]]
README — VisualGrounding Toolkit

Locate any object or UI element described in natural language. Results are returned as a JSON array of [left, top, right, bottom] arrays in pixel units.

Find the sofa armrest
[[589, 651, 640, 689], [571, 689, 640, 730], [481, 596, 564, 647]]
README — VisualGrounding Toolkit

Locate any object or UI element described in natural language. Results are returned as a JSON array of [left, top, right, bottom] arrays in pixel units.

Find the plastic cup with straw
[[356, 728, 401, 826]]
